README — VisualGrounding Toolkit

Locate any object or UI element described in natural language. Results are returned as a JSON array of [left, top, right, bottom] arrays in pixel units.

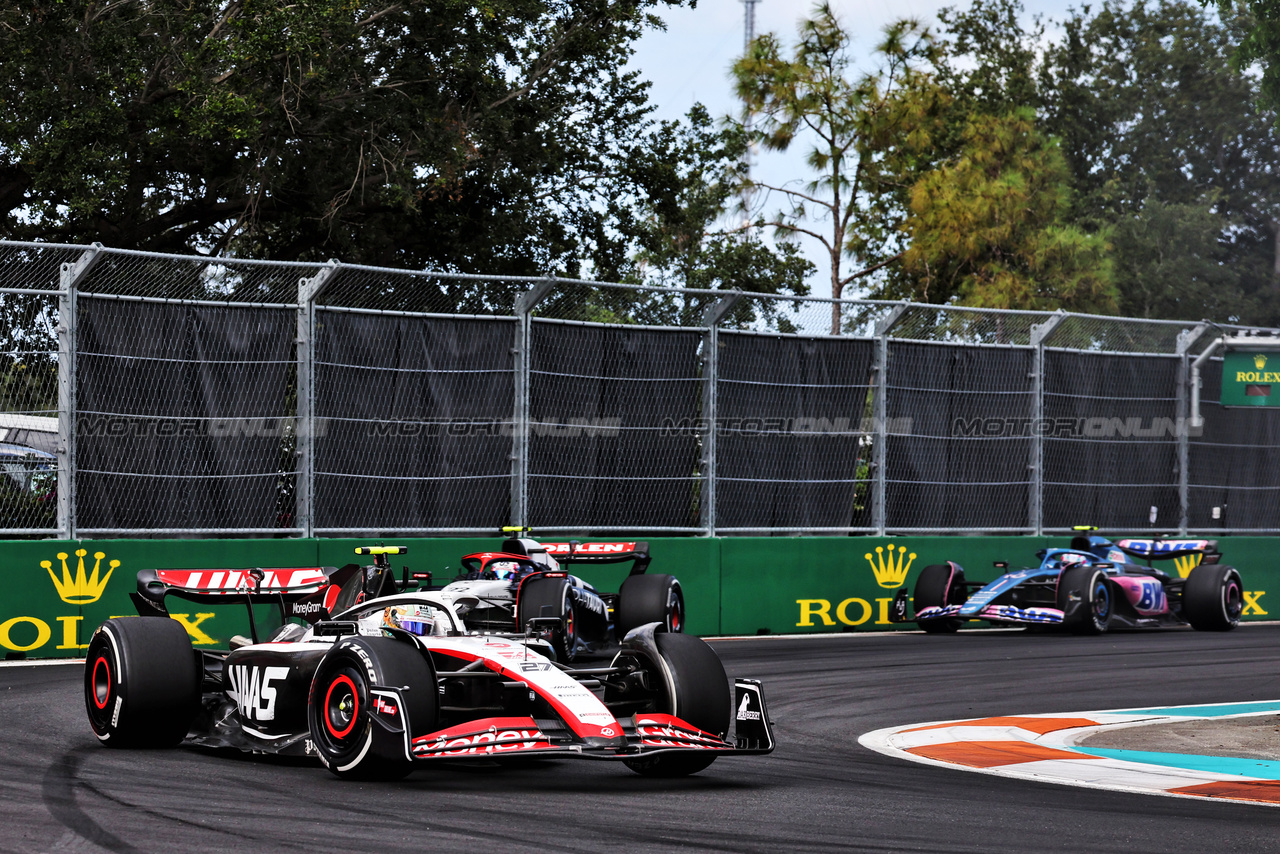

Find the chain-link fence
[[3, 239, 1278, 537]]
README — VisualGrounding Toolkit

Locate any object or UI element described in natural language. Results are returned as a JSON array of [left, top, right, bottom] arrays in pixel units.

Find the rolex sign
[[1221, 351, 1280, 408]]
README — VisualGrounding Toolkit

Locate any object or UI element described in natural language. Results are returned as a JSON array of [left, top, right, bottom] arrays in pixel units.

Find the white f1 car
[[85, 547, 774, 780], [435, 534, 683, 662]]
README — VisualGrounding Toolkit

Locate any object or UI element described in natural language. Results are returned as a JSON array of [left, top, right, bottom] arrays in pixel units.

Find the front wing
[[410, 679, 774, 763], [915, 604, 1065, 625]]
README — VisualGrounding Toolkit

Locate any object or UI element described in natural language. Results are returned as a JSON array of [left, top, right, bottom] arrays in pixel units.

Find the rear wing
[[1115, 539, 1220, 562], [543, 541, 651, 574], [132, 564, 357, 622]]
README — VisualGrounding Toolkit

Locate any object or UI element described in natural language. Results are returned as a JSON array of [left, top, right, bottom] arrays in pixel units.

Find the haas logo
[[226, 665, 289, 722]]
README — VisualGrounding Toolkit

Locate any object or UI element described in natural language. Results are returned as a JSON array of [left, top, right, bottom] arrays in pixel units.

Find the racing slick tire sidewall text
[[1060, 566, 1112, 635], [516, 576, 576, 663], [914, 564, 964, 633], [616, 573, 684, 637], [622, 632, 731, 778], [1182, 564, 1244, 631], [307, 636, 438, 780], [84, 617, 200, 748]]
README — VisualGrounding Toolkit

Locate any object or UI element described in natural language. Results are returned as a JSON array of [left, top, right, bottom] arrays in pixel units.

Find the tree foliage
[[900, 109, 1116, 311], [631, 107, 814, 302], [0, 0, 747, 281], [732, 4, 947, 332], [916, 0, 1280, 324], [1211, 0, 1280, 111]]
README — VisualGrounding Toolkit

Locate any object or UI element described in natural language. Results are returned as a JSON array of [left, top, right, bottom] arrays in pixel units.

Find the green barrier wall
[[4, 535, 1273, 658]]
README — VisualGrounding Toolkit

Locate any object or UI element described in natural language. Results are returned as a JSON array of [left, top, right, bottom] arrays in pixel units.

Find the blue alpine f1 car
[[892, 529, 1244, 634]]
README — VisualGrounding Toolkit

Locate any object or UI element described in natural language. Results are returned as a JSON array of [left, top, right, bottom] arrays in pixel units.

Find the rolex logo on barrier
[[43, 549, 118, 605], [1173, 552, 1202, 579], [1255, 354, 1267, 370], [866, 544, 916, 589]]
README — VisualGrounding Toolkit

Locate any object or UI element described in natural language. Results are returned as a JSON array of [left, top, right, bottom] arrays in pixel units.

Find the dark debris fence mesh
[[716, 332, 874, 532], [527, 321, 703, 531], [1188, 360, 1280, 531], [2, 240, 1279, 536], [1041, 351, 1182, 532], [885, 342, 1034, 531], [312, 310, 516, 533]]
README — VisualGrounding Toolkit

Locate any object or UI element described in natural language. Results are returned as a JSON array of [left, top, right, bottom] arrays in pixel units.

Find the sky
[[626, 0, 1077, 296]]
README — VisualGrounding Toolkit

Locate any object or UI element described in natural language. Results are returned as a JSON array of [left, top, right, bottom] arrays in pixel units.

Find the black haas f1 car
[[891, 528, 1244, 635], [85, 547, 773, 780], [435, 531, 682, 662]]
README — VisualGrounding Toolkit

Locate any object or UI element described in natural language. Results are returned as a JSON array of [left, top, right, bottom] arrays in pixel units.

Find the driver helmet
[[488, 560, 521, 581], [1059, 552, 1088, 566], [381, 604, 438, 636]]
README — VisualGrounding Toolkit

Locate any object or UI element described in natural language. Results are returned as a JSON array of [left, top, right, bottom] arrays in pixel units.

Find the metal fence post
[[57, 244, 103, 540], [296, 262, 340, 539], [1176, 324, 1209, 535], [511, 278, 556, 527], [871, 303, 909, 535], [1028, 311, 1067, 536], [699, 293, 743, 536]]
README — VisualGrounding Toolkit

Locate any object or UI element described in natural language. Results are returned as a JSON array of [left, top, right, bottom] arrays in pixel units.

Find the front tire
[[84, 617, 200, 748], [622, 633, 730, 778], [308, 637, 437, 780], [914, 564, 964, 633], [516, 576, 576, 662], [1183, 565, 1243, 631], [1059, 567, 1111, 635], [616, 573, 684, 636]]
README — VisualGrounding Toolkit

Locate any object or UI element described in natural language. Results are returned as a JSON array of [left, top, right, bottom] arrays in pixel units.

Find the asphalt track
[[6, 626, 1280, 853]]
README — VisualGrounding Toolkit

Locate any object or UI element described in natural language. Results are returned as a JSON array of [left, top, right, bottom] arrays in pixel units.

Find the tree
[[1211, 0, 1280, 111], [1110, 198, 1257, 320], [928, 0, 1280, 325], [1039, 0, 1280, 322], [0, 0, 702, 278], [627, 106, 814, 326], [732, 4, 948, 333], [899, 109, 1117, 311]]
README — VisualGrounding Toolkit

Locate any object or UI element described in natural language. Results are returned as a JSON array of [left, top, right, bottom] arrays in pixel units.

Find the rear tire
[[1183, 565, 1243, 631], [616, 574, 684, 636], [914, 564, 964, 633], [1059, 567, 1111, 635], [623, 633, 730, 778], [84, 617, 200, 748], [516, 576, 576, 662], [308, 636, 437, 780]]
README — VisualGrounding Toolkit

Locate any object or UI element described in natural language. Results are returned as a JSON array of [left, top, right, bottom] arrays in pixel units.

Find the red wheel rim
[[91, 656, 111, 709], [324, 674, 359, 739]]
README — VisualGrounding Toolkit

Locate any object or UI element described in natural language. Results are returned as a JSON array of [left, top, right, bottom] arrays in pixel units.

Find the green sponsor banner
[[720, 535, 1276, 636], [1, 535, 723, 658], [1, 534, 1272, 658], [1221, 351, 1280, 407]]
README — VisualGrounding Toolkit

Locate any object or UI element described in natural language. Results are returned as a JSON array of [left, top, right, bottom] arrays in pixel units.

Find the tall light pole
[[741, 0, 761, 235]]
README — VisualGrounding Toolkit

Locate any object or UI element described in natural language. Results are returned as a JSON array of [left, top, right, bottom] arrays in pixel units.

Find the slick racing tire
[[84, 617, 200, 748], [616, 573, 684, 637], [914, 564, 965, 634], [1182, 564, 1243, 631], [308, 636, 438, 781], [622, 632, 731, 778], [517, 576, 577, 663], [1059, 566, 1112, 635]]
